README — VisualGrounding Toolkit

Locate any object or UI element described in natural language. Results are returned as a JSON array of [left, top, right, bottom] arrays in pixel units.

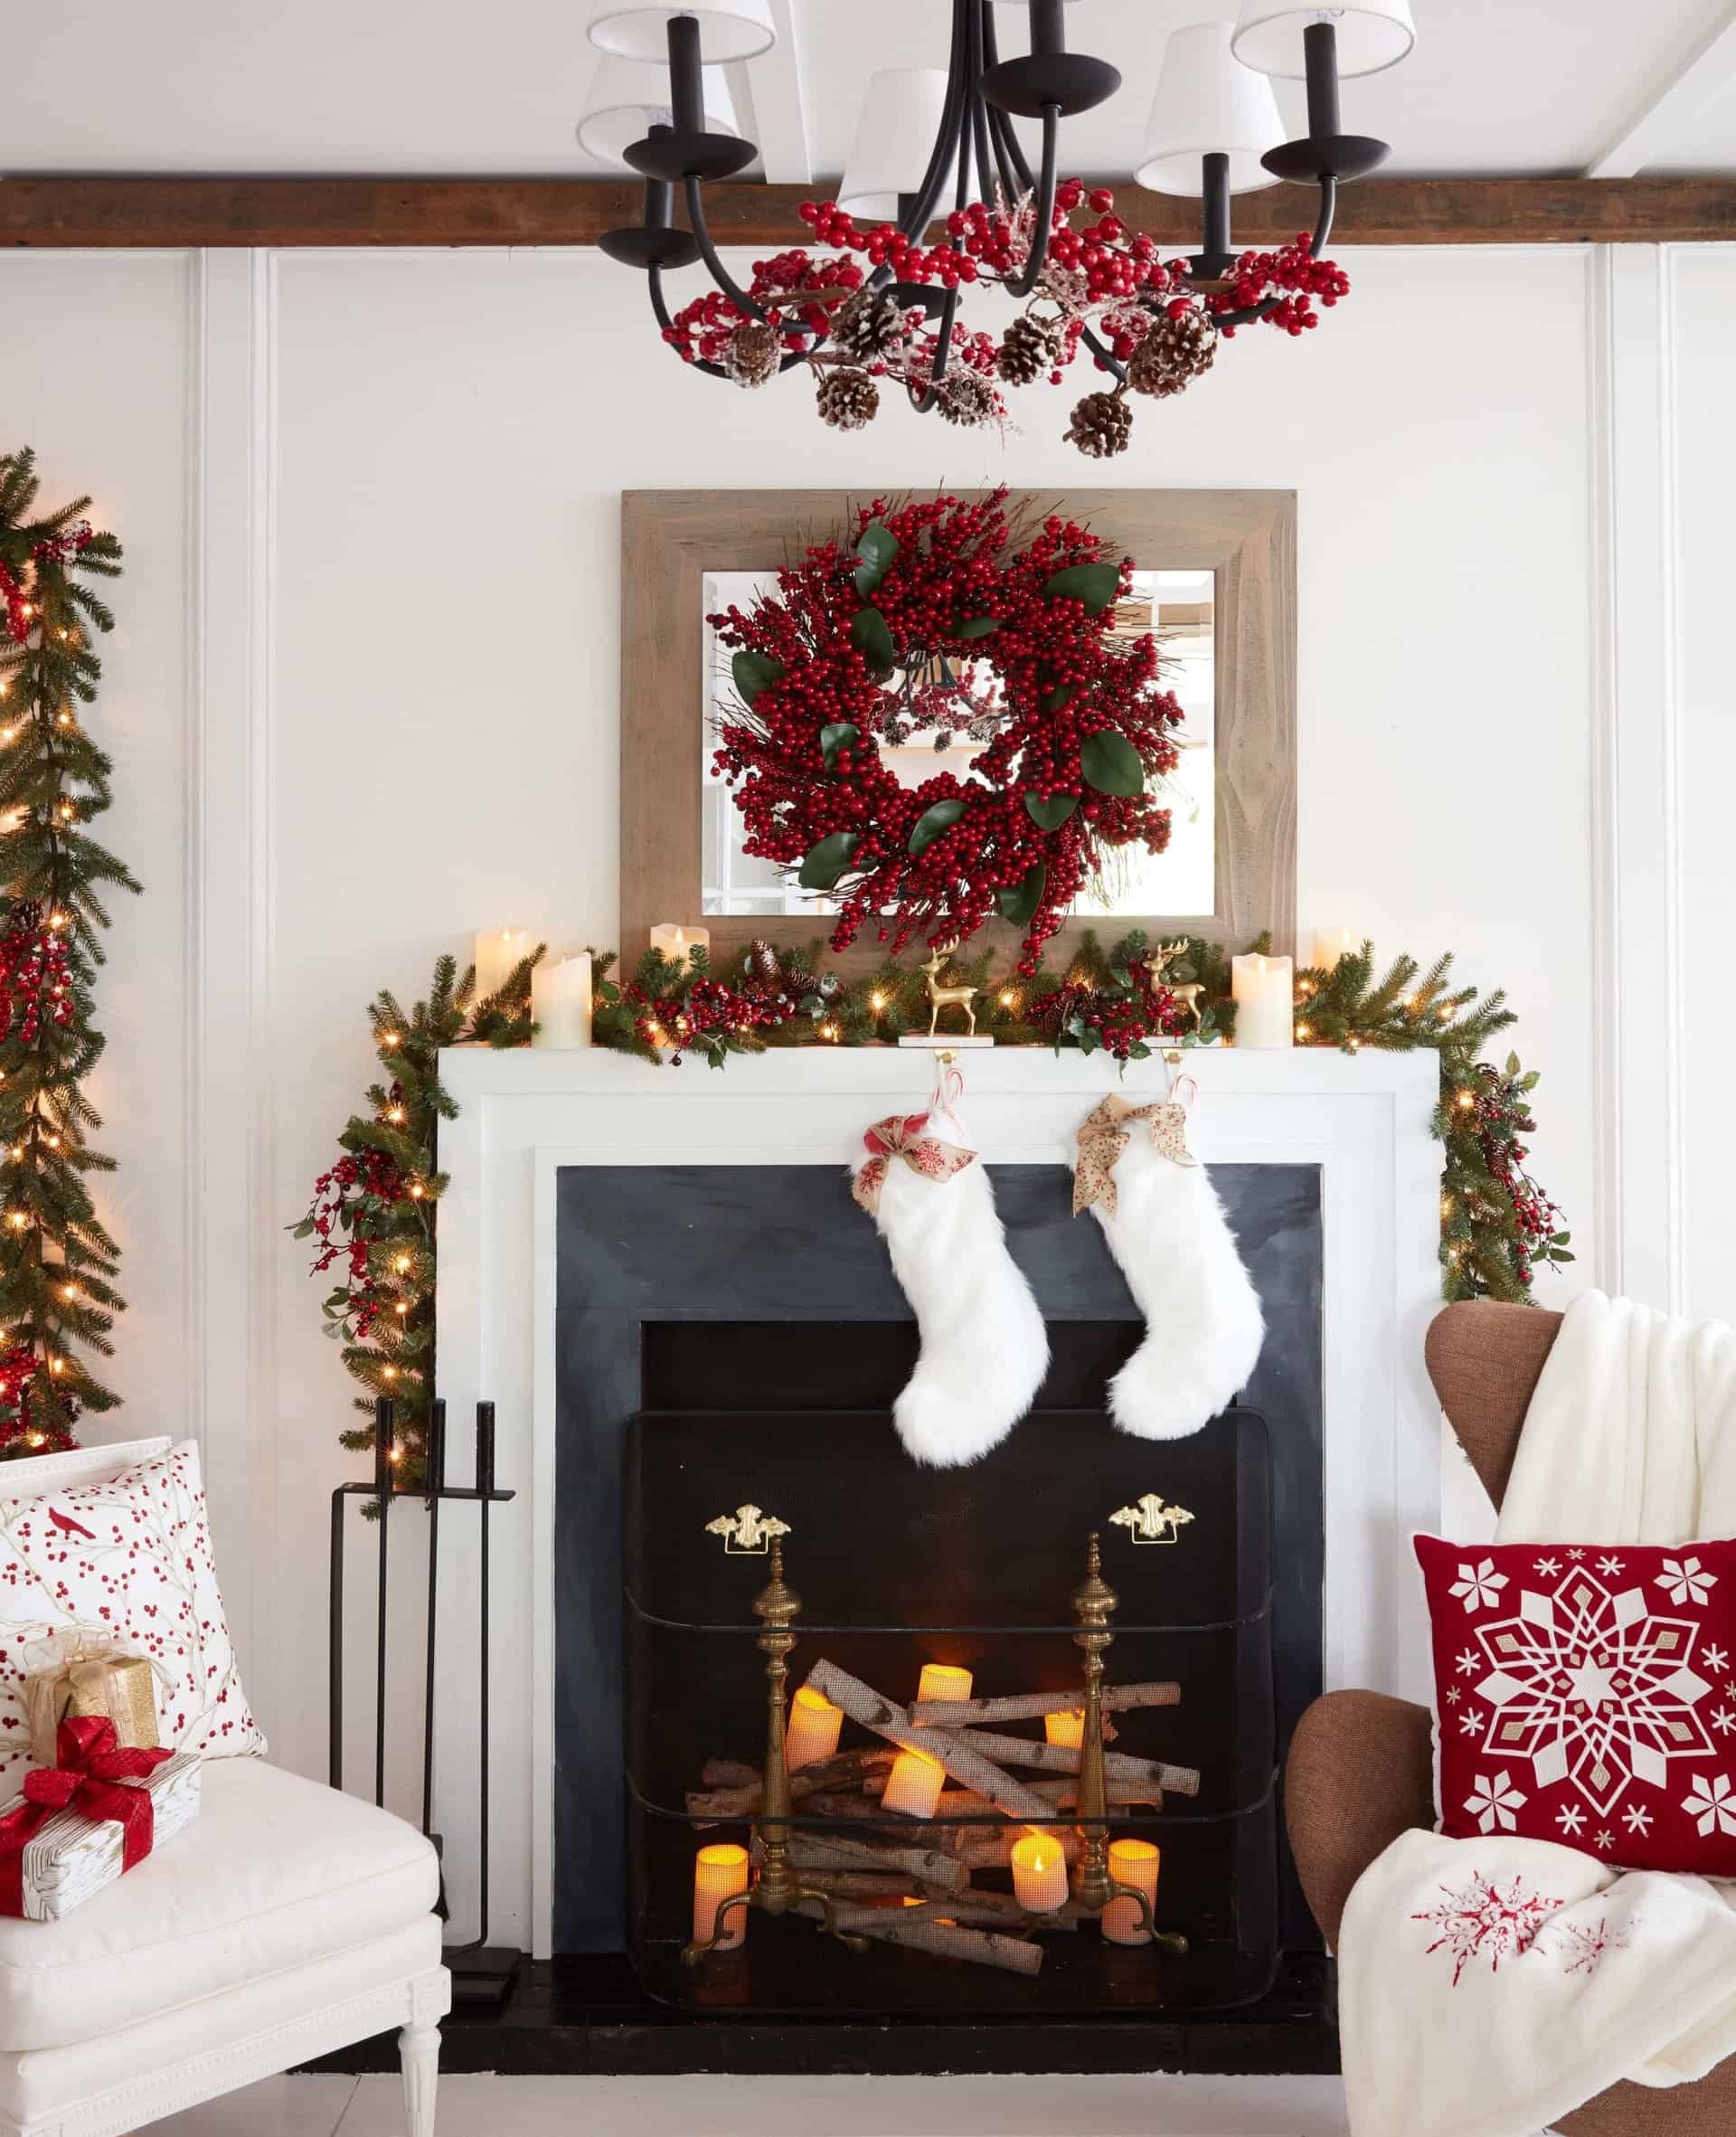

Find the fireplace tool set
[[683, 1517, 1192, 1973]]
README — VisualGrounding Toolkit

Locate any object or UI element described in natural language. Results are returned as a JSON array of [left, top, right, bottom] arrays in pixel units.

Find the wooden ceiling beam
[[3, 175, 1734, 250]]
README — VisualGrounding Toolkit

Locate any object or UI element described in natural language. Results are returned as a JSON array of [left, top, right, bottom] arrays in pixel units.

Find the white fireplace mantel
[[429, 1044, 1442, 1958]]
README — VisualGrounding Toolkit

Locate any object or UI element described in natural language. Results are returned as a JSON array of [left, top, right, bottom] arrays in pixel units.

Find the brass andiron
[[683, 1523, 867, 1964]]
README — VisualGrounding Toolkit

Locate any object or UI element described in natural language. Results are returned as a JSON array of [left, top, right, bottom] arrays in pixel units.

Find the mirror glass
[[701, 569, 1215, 921]]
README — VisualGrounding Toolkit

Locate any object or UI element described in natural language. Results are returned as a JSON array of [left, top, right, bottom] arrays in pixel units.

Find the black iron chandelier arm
[[1000, 106, 1060, 300], [896, 0, 974, 248], [647, 262, 727, 379]]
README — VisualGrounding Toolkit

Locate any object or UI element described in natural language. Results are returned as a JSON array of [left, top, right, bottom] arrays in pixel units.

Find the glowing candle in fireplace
[[1103, 1838, 1162, 1946], [882, 1749, 946, 1820], [692, 1843, 750, 1950], [1010, 1830, 1069, 1914], [915, 1662, 973, 1706], [1044, 1708, 1087, 1749], [785, 1685, 844, 1770]]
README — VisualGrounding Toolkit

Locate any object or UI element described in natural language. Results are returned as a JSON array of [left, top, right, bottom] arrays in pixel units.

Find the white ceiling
[[2, 0, 1733, 181]]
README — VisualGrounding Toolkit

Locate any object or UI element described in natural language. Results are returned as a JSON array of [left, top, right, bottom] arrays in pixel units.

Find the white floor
[[141, 2072, 1352, 2137]]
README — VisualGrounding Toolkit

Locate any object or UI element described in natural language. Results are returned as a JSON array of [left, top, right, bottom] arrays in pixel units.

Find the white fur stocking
[[854, 1101, 1049, 1468], [1077, 1095, 1265, 1441]]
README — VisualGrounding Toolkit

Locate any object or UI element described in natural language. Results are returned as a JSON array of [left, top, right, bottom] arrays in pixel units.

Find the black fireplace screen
[[623, 1403, 1278, 2014]]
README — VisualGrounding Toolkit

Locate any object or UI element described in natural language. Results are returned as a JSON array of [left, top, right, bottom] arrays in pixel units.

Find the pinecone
[[743, 939, 781, 987], [816, 368, 881, 430], [829, 291, 907, 364], [1127, 308, 1218, 399], [722, 321, 781, 390], [1065, 389, 1133, 459], [997, 314, 1061, 386], [936, 369, 999, 428]]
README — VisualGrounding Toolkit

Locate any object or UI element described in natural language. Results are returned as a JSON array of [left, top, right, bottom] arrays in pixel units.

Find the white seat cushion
[[0, 1759, 438, 2051]]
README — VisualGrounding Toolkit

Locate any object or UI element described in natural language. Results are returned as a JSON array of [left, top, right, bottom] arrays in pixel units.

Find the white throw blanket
[[1340, 1291, 1736, 2137]]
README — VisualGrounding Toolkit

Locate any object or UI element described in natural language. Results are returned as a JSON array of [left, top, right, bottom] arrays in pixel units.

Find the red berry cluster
[[663, 251, 866, 367], [0, 1343, 75, 1452], [1462, 1063, 1568, 1290], [629, 973, 803, 1062], [1030, 975, 1189, 1063], [0, 563, 27, 648], [708, 489, 1183, 970], [304, 1147, 409, 1337], [30, 523, 93, 565], [1209, 232, 1350, 338], [0, 903, 75, 1046]]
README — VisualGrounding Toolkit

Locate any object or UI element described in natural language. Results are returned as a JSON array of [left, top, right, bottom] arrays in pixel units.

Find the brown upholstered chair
[[1286, 1300, 1736, 2137]]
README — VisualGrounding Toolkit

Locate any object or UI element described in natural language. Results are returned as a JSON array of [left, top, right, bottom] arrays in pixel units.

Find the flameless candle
[[1044, 1709, 1086, 1749], [531, 950, 593, 1049], [882, 1749, 946, 1820], [1309, 928, 1363, 975], [916, 1662, 973, 1705], [1010, 1830, 1070, 1914], [649, 922, 711, 973], [1231, 952, 1295, 1048], [785, 1685, 844, 1770], [692, 1842, 750, 1950], [474, 928, 533, 1001], [1103, 1837, 1162, 1946]]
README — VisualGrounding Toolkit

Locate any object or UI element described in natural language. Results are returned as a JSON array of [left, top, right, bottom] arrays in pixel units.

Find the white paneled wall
[[0, 242, 1730, 1889]]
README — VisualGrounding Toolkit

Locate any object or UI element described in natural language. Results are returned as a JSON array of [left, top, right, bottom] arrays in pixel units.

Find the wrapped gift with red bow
[[0, 1715, 201, 1921]]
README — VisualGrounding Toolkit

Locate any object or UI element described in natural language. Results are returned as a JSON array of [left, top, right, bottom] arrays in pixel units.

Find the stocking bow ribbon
[[853, 1112, 976, 1215], [0, 1714, 170, 1915], [1074, 1092, 1197, 1217]]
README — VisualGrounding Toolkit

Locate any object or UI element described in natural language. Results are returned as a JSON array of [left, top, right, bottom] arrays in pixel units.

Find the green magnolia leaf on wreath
[[908, 798, 968, 857], [732, 648, 785, 704], [855, 520, 898, 580], [995, 862, 1047, 931], [1042, 562, 1121, 614], [952, 616, 1002, 639], [850, 606, 898, 669], [798, 831, 861, 890], [1080, 730, 1145, 799], [1024, 792, 1077, 831], [820, 721, 860, 771]]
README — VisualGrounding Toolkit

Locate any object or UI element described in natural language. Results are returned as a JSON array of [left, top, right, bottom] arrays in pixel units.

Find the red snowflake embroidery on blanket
[[1411, 1870, 1563, 1985], [1543, 1912, 1634, 1978]]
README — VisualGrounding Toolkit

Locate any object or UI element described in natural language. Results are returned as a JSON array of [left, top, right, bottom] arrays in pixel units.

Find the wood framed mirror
[[619, 489, 1295, 974]]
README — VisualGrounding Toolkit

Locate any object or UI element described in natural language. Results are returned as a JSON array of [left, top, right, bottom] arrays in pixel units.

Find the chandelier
[[588, 3, 1416, 455]]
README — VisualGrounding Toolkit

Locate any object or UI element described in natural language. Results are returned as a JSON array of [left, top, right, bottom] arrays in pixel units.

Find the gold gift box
[[24, 1655, 160, 1770]]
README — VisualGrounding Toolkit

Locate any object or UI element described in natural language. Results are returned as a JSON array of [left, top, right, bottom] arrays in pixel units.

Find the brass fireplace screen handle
[[1108, 1494, 1195, 1545], [704, 1504, 790, 1554]]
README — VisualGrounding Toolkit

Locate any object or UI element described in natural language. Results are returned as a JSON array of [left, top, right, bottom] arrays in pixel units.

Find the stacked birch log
[[684, 1659, 1198, 1976]]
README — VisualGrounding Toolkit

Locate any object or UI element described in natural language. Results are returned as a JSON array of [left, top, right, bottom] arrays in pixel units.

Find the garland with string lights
[[0, 451, 134, 1457]]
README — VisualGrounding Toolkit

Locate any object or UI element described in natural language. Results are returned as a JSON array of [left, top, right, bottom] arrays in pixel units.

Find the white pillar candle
[[785, 1685, 844, 1770], [1044, 1708, 1086, 1749], [531, 951, 593, 1049], [1309, 928, 1363, 974], [1010, 1830, 1070, 1913], [882, 1749, 946, 1820], [1103, 1837, 1162, 1945], [649, 922, 711, 972], [1231, 952, 1295, 1048], [474, 927, 533, 1001], [916, 1662, 973, 1706], [692, 1842, 750, 1950]]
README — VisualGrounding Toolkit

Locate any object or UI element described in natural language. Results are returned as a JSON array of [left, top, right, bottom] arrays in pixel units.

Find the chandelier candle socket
[[530, 951, 594, 1049], [1103, 1837, 1162, 1945], [1231, 952, 1295, 1047], [882, 1748, 948, 1820], [784, 1684, 844, 1771], [691, 1842, 750, 1951], [915, 1662, 974, 1706], [648, 922, 710, 972], [474, 928, 534, 1003], [1009, 1830, 1071, 1914]]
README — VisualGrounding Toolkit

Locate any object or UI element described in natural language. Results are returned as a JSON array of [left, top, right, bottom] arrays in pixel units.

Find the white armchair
[[0, 1439, 447, 2137]]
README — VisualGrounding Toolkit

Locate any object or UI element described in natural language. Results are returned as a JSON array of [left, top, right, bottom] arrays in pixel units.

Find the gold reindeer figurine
[[1146, 938, 1203, 1035], [921, 941, 979, 1038]]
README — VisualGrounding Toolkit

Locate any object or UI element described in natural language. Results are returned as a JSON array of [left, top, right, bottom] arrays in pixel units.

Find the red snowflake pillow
[[0, 1440, 265, 1784], [1416, 1532, 1736, 1874]]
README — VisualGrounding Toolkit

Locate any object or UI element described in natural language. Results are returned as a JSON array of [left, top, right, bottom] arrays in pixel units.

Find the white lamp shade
[[590, 1, 776, 66], [1137, 23, 1284, 194], [1231, 0, 1416, 80], [837, 69, 955, 223], [575, 54, 739, 164]]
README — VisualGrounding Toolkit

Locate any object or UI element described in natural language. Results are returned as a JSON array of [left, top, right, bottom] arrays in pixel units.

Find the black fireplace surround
[[544, 1159, 1328, 2072]]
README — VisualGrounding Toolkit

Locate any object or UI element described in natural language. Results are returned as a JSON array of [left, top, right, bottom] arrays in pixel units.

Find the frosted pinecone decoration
[[1065, 388, 1133, 459], [997, 314, 1061, 386], [1127, 307, 1219, 400], [722, 321, 782, 390], [829, 291, 909, 365], [936, 369, 1000, 429], [816, 369, 881, 430]]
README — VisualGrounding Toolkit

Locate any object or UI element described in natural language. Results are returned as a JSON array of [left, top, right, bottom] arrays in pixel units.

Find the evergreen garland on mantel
[[0, 450, 136, 1455], [300, 929, 1568, 1489]]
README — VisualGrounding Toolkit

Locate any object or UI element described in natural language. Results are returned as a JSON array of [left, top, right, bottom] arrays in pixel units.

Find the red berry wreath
[[708, 489, 1184, 971]]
